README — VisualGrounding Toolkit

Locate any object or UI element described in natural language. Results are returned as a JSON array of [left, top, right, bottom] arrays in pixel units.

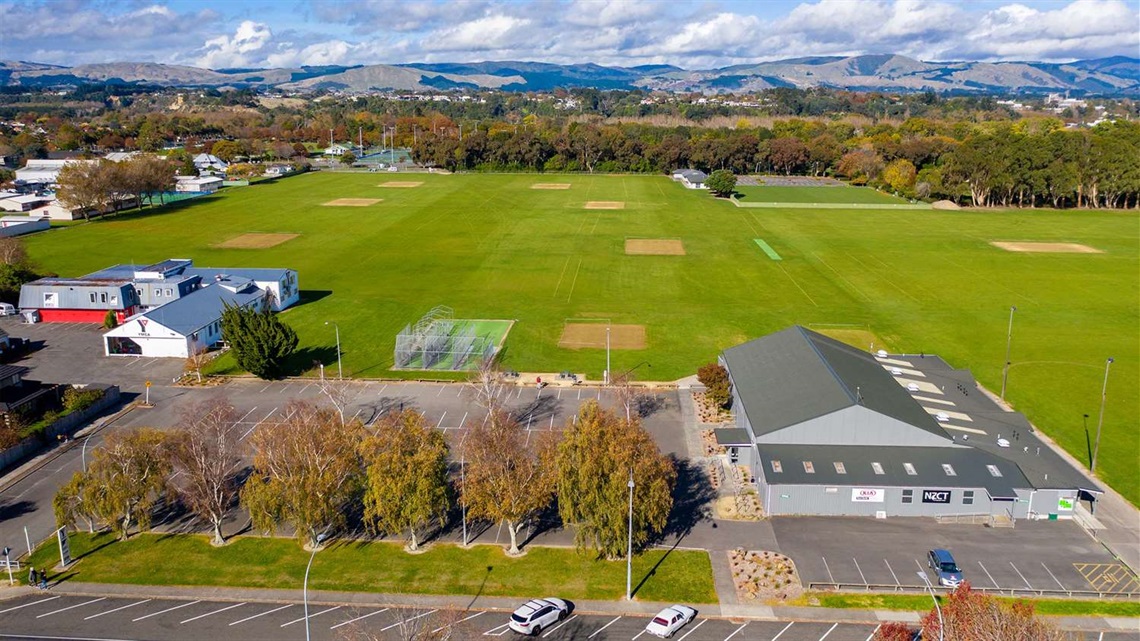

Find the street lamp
[[916, 571, 944, 641], [325, 321, 342, 380], [459, 430, 471, 547], [304, 532, 327, 641], [625, 470, 634, 601], [81, 436, 91, 472], [1091, 358, 1114, 474], [1000, 305, 1016, 400], [605, 325, 611, 385]]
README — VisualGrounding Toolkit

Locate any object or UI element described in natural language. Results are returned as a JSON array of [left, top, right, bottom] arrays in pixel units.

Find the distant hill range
[[2, 54, 1137, 95]]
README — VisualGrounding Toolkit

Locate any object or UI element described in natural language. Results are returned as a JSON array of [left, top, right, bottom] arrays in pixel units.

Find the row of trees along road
[[55, 155, 178, 220], [54, 374, 676, 558]]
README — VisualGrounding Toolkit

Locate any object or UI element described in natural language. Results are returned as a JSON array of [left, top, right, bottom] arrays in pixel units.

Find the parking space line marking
[[437, 386, 446, 397], [589, 616, 621, 639], [1041, 562, 1065, 590], [459, 411, 468, 428], [436, 412, 447, 428], [724, 623, 747, 641], [771, 622, 794, 640], [241, 408, 277, 440], [457, 386, 464, 397], [300, 383, 313, 394], [558, 389, 563, 399], [84, 600, 151, 620], [977, 561, 999, 588], [351, 408, 363, 422], [380, 609, 436, 631], [865, 624, 881, 641], [483, 623, 511, 636], [259, 382, 273, 393], [853, 558, 868, 584], [818, 622, 838, 640], [329, 607, 387, 629], [281, 606, 341, 627], [229, 604, 293, 626], [132, 600, 200, 621], [278, 383, 291, 394], [236, 407, 258, 424], [181, 602, 244, 624], [885, 559, 900, 585], [0, 596, 60, 614], [631, 630, 646, 640], [516, 388, 523, 398], [1009, 561, 1032, 589], [430, 610, 483, 633], [549, 414, 555, 429], [577, 389, 582, 400], [378, 384, 388, 396], [542, 614, 578, 637], [37, 598, 107, 618], [822, 557, 836, 583], [676, 619, 706, 641]]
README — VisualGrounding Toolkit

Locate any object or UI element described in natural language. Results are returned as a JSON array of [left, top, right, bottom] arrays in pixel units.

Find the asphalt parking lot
[[0, 595, 1129, 641]]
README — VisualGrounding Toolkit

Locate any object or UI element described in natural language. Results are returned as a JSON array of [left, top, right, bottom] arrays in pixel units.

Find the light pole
[[1000, 305, 1016, 400], [459, 429, 470, 547], [626, 470, 634, 601], [325, 321, 342, 379], [1091, 357, 1114, 474], [304, 532, 327, 641], [916, 571, 944, 641], [81, 436, 91, 472], [605, 325, 611, 385]]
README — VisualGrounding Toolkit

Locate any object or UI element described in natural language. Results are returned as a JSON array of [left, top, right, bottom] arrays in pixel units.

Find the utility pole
[[358, 126, 363, 154], [1001, 305, 1016, 400], [1091, 357, 1114, 473]]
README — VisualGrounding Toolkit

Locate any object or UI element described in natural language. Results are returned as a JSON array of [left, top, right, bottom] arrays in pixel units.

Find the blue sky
[[2, 0, 1137, 69]]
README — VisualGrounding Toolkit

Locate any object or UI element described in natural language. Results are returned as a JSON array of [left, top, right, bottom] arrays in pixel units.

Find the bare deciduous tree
[[0, 237, 28, 266], [184, 344, 209, 383], [466, 356, 505, 411], [317, 378, 353, 426], [337, 607, 467, 641], [912, 584, 1065, 641], [168, 399, 243, 545]]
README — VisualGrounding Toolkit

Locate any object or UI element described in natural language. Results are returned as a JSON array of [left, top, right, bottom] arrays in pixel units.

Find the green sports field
[[22, 173, 1139, 503], [735, 185, 909, 204]]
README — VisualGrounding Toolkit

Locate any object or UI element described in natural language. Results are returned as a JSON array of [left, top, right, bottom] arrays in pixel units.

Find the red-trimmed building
[[18, 278, 141, 323]]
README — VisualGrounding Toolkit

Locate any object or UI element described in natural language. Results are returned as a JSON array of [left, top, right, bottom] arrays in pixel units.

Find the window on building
[[833, 462, 846, 474], [100, 292, 107, 303], [902, 489, 914, 504], [165, 288, 173, 296], [155, 289, 162, 298], [110, 295, 118, 305], [770, 460, 782, 473], [803, 461, 815, 474], [963, 490, 975, 505], [871, 462, 884, 475], [986, 465, 1003, 477], [903, 463, 917, 475], [942, 464, 957, 476], [89, 293, 96, 303]]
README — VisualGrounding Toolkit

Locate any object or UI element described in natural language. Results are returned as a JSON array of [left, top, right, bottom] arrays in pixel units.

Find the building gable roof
[[132, 283, 263, 336]]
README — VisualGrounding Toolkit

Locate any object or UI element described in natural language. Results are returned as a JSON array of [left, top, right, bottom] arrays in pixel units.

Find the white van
[[0, 303, 16, 316]]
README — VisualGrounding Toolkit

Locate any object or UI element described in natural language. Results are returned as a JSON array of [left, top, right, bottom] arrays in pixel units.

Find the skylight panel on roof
[[903, 462, 917, 475]]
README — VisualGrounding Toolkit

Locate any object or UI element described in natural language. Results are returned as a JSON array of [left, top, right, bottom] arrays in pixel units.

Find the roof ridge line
[[797, 326, 858, 405]]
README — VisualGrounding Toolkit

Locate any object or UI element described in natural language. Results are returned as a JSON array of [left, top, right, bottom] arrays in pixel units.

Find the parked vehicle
[[928, 548, 963, 587], [645, 605, 697, 638], [508, 598, 568, 636], [0, 303, 16, 316]]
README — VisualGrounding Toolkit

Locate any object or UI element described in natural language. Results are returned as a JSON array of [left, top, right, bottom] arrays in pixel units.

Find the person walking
[[28, 567, 37, 587], [37, 569, 48, 590]]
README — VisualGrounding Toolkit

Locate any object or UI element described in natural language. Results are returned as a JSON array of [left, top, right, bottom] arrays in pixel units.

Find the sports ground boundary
[[728, 196, 931, 210]]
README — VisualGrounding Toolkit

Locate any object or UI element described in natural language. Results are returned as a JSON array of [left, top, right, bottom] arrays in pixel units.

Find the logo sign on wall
[[138, 319, 149, 335], [851, 488, 885, 503], [1057, 496, 1075, 511], [922, 490, 952, 504]]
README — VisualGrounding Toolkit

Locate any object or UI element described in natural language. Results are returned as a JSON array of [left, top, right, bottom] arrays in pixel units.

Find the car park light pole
[[916, 571, 943, 641], [325, 321, 342, 379], [1000, 305, 1016, 400], [626, 469, 634, 601], [1091, 357, 1114, 473], [304, 532, 327, 641], [459, 429, 471, 547]]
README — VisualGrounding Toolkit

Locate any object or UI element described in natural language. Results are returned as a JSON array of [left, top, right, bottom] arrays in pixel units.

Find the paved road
[[0, 594, 1129, 641]]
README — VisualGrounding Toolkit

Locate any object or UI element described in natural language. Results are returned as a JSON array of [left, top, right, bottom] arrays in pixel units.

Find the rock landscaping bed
[[693, 391, 732, 424], [728, 549, 803, 602]]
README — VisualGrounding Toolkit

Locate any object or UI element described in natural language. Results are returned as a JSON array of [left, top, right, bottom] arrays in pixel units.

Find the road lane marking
[[430, 610, 483, 633], [977, 561, 999, 588], [771, 622, 794, 640], [822, 557, 836, 583], [818, 622, 838, 640], [132, 600, 200, 621], [180, 602, 244, 624], [1041, 562, 1066, 590], [865, 624, 881, 641], [1010, 561, 1033, 589], [281, 606, 341, 627], [329, 607, 388, 629], [84, 600, 151, 620], [37, 598, 107, 618], [0, 596, 60, 614], [380, 609, 437, 631], [676, 620, 706, 641], [853, 558, 868, 584], [885, 559, 900, 585], [229, 604, 293, 625], [588, 616, 621, 638], [724, 623, 747, 641], [542, 614, 577, 637]]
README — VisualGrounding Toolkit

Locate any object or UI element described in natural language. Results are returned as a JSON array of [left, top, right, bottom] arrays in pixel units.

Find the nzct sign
[[922, 490, 952, 504]]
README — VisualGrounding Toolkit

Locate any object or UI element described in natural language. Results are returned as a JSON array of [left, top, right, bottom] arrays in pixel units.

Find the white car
[[507, 598, 569, 636], [645, 605, 697, 638]]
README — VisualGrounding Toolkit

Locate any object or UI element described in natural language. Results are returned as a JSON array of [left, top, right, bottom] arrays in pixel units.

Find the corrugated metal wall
[[765, 483, 1005, 518]]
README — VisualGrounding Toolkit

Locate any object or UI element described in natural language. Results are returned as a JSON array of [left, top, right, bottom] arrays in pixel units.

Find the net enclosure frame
[[394, 307, 511, 371]]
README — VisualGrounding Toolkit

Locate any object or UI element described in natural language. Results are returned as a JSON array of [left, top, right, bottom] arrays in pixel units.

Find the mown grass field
[[22, 172, 1139, 503], [28, 532, 716, 603], [734, 184, 909, 204]]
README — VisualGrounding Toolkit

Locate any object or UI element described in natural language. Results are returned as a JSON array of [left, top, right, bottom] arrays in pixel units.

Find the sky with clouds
[[1, 0, 1137, 70]]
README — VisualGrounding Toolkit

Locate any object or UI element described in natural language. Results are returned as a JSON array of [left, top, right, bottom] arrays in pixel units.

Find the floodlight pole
[[626, 470, 634, 601], [1000, 306, 1016, 400], [304, 533, 327, 641], [605, 325, 611, 385], [459, 430, 470, 547], [326, 321, 342, 379], [916, 571, 944, 641], [1091, 357, 1114, 474]]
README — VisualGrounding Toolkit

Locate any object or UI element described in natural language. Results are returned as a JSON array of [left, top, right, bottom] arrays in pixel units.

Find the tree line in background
[[55, 155, 177, 220], [54, 373, 677, 559]]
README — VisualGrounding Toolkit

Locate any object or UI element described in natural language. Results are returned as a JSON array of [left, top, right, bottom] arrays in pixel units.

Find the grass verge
[[28, 532, 716, 603], [806, 592, 1140, 617]]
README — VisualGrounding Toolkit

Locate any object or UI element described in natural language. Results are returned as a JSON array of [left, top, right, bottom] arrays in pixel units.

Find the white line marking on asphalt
[[378, 384, 388, 396], [180, 602, 244, 624], [0, 634, 139, 641], [771, 622, 794, 640], [230, 604, 293, 625], [724, 623, 747, 641], [588, 616, 621, 639], [132, 600, 200, 621], [259, 382, 273, 393], [280, 606, 341, 627], [676, 620, 706, 641], [977, 561, 999, 588], [631, 630, 646, 640], [549, 414, 554, 429], [542, 615, 577, 637], [37, 598, 106, 619], [457, 386, 464, 397], [558, 389, 563, 399], [577, 389, 582, 400], [822, 557, 836, 583], [278, 383, 291, 394], [236, 407, 258, 424], [351, 408, 363, 422], [437, 386, 446, 397], [818, 622, 838, 640], [300, 384, 313, 394], [483, 623, 511, 636], [84, 600, 151, 620], [459, 411, 468, 427], [526, 415, 533, 430], [0, 596, 60, 614], [853, 558, 868, 584], [430, 610, 483, 633], [1041, 562, 1066, 590], [241, 408, 277, 440], [380, 609, 436, 631], [436, 412, 447, 428], [885, 559, 900, 585], [1010, 561, 1033, 589], [1097, 632, 1103, 641], [865, 624, 881, 641], [330, 608, 388, 630]]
